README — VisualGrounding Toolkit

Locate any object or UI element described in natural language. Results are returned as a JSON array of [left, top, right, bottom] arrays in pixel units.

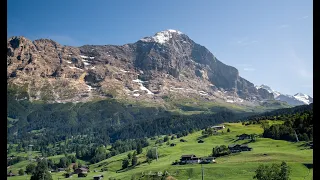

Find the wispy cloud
[[279, 24, 289, 29], [298, 15, 309, 20], [236, 64, 256, 72], [233, 37, 258, 46], [243, 68, 256, 71], [288, 49, 312, 79]]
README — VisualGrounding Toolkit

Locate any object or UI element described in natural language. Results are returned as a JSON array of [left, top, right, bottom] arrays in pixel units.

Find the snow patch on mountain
[[132, 79, 154, 95], [140, 29, 183, 44], [80, 55, 89, 59], [255, 84, 313, 105], [255, 84, 281, 98], [293, 93, 312, 105]]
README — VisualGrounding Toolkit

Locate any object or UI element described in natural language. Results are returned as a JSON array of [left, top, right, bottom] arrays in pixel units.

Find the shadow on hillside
[[231, 139, 254, 144], [298, 142, 313, 150]]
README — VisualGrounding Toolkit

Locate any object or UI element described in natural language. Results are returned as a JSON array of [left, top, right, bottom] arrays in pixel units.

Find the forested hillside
[[8, 88, 244, 156], [243, 103, 313, 142], [8, 84, 313, 168]]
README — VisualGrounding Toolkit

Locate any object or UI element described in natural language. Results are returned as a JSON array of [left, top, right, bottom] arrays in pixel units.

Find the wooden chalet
[[228, 144, 242, 153], [228, 144, 252, 153], [93, 175, 104, 180], [240, 144, 252, 151], [74, 167, 88, 174], [237, 134, 251, 140], [180, 154, 201, 164], [211, 125, 225, 130], [57, 168, 65, 172]]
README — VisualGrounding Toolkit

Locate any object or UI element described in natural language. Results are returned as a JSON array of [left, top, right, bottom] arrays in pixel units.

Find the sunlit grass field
[[8, 121, 312, 180]]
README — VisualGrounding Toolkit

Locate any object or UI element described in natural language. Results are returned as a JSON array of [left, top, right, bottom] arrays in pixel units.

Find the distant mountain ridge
[[255, 84, 312, 106]]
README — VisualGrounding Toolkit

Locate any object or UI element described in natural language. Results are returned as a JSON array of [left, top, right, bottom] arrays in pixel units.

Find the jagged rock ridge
[[7, 30, 274, 105]]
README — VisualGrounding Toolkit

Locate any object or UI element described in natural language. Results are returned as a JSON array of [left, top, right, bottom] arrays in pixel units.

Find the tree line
[[262, 110, 313, 142]]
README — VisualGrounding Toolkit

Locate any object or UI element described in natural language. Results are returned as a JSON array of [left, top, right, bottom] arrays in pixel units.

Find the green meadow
[[8, 121, 313, 180]]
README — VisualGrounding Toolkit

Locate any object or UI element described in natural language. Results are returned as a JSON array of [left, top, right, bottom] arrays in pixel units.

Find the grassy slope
[[8, 121, 312, 180], [100, 122, 312, 180]]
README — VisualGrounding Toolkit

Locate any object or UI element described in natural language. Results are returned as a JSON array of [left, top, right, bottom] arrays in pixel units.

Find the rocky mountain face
[[255, 85, 313, 106], [7, 30, 274, 105]]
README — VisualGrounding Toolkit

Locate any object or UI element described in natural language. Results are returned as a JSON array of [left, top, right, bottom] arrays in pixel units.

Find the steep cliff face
[[7, 30, 274, 104]]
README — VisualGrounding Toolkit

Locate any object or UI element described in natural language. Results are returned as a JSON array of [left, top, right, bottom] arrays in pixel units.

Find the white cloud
[[279, 24, 289, 29], [298, 15, 309, 20], [236, 64, 256, 71], [243, 68, 256, 71], [233, 37, 258, 46]]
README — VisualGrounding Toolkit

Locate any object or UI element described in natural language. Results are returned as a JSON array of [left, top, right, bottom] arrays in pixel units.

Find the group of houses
[[59, 166, 89, 178], [228, 144, 252, 153], [180, 154, 216, 164], [58, 166, 103, 180], [179, 143, 252, 164]]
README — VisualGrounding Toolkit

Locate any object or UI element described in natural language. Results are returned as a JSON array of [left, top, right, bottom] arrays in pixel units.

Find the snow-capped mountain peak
[[140, 29, 183, 44], [255, 84, 281, 98], [293, 93, 313, 105], [255, 84, 272, 92], [294, 93, 308, 97], [255, 85, 313, 106]]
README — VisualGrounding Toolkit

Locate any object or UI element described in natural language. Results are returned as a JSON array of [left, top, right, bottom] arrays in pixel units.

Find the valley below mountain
[[7, 30, 313, 180]]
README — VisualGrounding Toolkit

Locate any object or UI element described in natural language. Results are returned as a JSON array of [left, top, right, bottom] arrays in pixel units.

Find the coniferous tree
[[30, 159, 52, 180]]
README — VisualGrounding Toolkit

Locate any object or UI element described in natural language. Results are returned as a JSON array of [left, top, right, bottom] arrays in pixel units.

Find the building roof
[[202, 157, 215, 160], [228, 144, 241, 148], [181, 154, 196, 158], [94, 175, 103, 177], [211, 125, 225, 128], [191, 157, 200, 160], [240, 144, 249, 148], [77, 167, 88, 171]]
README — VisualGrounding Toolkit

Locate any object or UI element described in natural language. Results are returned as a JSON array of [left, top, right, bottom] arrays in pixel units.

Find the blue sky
[[8, 0, 313, 96]]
